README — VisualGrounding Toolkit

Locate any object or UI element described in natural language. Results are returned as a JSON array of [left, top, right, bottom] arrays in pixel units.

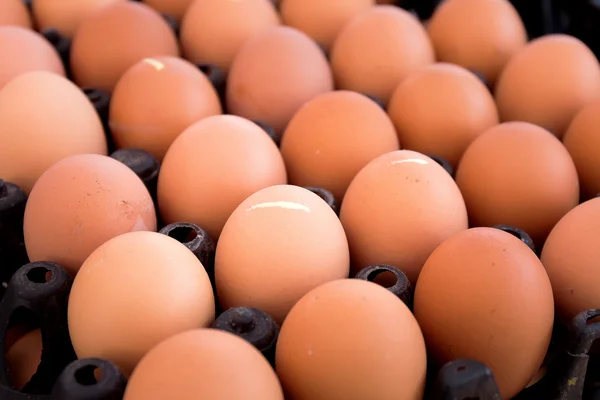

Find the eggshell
[[280, 90, 399, 201], [226, 26, 333, 135], [330, 5, 435, 105], [280, 0, 374, 51], [180, 0, 280, 73], [68, 231, 215, 376], [414, 227, 554, 399], [24, 154, 157, 275], [0, 0, 32, 29], [70, 1, 179, 93], [495, 34, 600, 138], [276, 279, 426, 400], [455, 122, 579, 247], [340, 150, 468, 283], [0, 71, 107, 193], [0, 26, 65, 90], [158, 115, 286, 239], [141, 0, 193, 22], [5, 329, 42, 390], [387, 63, 498, 166], [109, 56, 222, 161], [215, 185, 350, 324]]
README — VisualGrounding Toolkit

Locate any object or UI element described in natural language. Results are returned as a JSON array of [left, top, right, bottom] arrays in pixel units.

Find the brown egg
[[0, 0, 32, 28], [70, 1, 179, 93], [280, 90, 399, 201], [427, 0, 527, 86], [109, 56, 222, 161], [180, 0, 280, 73], [280, 0, 374, 51], [495, 34, 600, 138], [414, 227, 554, 399], [215, 185, 349, 324], [541, 198, 600, 322], [68, 231, 215, 376], [124, 329, 283, 400], [24, 154, 157, 275], [227, 26, 333, 135], [158, 115, 286, 239], [455, 122, 579, 247], [32, 0, 125, 38], [141, 0, 193, 22], [0, 26, 65, 90], [276, 279, 426, 400], [387, 63, 498, 166], [0, 71, 107, 193], [6, 329, 42, 390], [329, 5, 434, 105], [340, 150, 468, 283]]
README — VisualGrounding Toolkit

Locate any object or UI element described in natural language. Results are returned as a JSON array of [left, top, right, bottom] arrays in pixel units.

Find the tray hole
[[27, 267, 53, 284], [457, 365, 467, 372], [167, 226, 198, 244], [75, 365, 103, 386], [586, 314, 600, 325], [367, 269, 397, 288]]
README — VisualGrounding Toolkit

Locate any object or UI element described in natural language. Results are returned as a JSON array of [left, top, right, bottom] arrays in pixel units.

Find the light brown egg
[[24, 154, 156, 276], [387, 63, 498, 167], [280, 90, 399, 201], [455, 122, 579, 247], [0, 26, 65, 90], [276, 279, 426, 400], [6, 329, 42, 390], [32, 0, 125, 38], [495, 34, 600, 138], [124, 329, 283, 400], [329, 5, 434, 105], [0, 0, 32, 28], [215, 185, 349, 324], [158, 115, 286, 239], [280, 0, 374, 51], [141, 0, 193, 22], [70, 1, 179, 93], [227, 26, 333, 135], [340, 150, 468, 283], [414, 227, 554, 399], [427, 0, 527, 86], [0, 71, 107, 193], [109, 56, 222, 161], [180, 0, 280, 73], [68, 231, 215, 376]]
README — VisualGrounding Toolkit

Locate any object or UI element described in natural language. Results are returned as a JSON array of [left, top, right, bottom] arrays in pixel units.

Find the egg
[[227, 26, 333, 135], [0, 71, 107, 193], [329, 5, 434, 105], [23, 154, 157, 275], [455, 122, 579, 247], [215, 185, 349, 324], [427, 0, 527, 86], [70, 1, 179, 93], [68, 231, 215, 376], [495, 34, 600, 138], [414, 227, 554, 399], [124, 329, 283, 399], [158, 115, 286, 239], [280, 0, 374, 51], [387, 63, 498, 166], [276, 279, 427, 400], [141, 0, 193, 22], [0, 0, 32, 28], [340, 150, 468, 283], [0, 26, 65, 90], [109, 56, 222, 161], [180, 0, 280, 73], [5, 329, 42, 390]]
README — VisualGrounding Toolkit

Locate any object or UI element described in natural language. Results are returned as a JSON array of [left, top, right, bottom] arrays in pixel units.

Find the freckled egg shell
[[68, 231, 215, 376], [141, 0, 193, 22], [495, 34, 600, 138], [109, 56, 222, 161], [180, 0, 280, 73], [280, 90, 399, 202], [70, 1, 179, 93], [0, 0, 32, 28], [455, 122, 579, 248], [330, 5, 435, 105], [226, 26, 333, 136], [414, 227, 554, 399], [340, 150, 468, 283], [387, 63, 498, 167], [0, 71, 107, 193], [215, 184, 349, 324], [6, 329, 42, 390], [23, 154, 157, 276], [276, 279, 427, 400]]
